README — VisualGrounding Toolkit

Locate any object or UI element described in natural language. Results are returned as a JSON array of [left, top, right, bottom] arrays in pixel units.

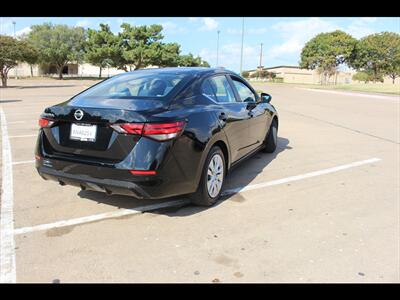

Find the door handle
[[219, 112, 227, 122]]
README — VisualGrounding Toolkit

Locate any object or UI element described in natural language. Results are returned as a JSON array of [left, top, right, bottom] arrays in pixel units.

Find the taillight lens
[[110, 121, 185, 141], [39, 118, 54, 128], [110, 123, 144, 134], [129, 170, 157, 175]]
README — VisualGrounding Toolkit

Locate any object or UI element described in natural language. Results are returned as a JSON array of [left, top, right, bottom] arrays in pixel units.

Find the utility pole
[[239, 17, 244, 75], [13, 21, 18, 79], [259, 43, 263, 68], [216, 30, 220, 67]]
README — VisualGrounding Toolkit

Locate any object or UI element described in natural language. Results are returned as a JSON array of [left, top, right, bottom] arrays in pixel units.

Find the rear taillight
[[110, 123, 144, 134], [110, 121, 185, 141], [39, 118, 54, 128], [129, 170, 157, 175]]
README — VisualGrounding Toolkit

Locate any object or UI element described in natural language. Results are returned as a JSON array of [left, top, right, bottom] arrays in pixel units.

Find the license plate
[[70, 123, 97, 142]]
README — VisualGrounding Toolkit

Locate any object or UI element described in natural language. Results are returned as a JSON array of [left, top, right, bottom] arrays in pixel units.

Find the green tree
[[0, 35, 39, 87], [386, 63, 400, 84], [178, 53, 209, 67], [300, 30, 357, 84], [85, 23, 120, 78], [27, 23, 86, 79], [349, 32, 400, 83], [352, 71, 370, 83], [241, 70, 250, 78], [157, 43, 181, 67], [118, 23, 164, 71], [19, 40, 39, 77]]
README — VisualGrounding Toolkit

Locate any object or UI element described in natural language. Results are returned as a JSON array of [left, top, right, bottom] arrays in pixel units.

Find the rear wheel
[[190, 146, 225, 206], [262, 119, 278, 153]]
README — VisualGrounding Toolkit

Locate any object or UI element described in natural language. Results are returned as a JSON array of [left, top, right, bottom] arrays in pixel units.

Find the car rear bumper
[[37, 165, 154, 199], [35, 155, 192, 200]]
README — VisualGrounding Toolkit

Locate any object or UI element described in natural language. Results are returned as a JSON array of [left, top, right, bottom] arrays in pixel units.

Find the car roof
[[120, 67, 238, 77]]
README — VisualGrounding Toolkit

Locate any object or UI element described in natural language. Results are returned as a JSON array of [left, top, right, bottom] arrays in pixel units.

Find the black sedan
[[35, 67, 279, 206]]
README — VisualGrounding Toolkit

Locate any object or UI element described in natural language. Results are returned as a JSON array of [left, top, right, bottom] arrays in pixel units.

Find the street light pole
[[259, 43, 263, 68], [239, 17, 244, 75], [13, 21, 18, 79], [216, 30, 220, 67]]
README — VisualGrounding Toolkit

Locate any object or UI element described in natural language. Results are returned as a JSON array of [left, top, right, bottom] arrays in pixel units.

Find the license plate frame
[[70, 123, 97, 142]]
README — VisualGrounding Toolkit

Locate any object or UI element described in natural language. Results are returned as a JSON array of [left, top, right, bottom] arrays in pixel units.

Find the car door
[[229, 76, 271, 153], [202, 75, 252, 162]]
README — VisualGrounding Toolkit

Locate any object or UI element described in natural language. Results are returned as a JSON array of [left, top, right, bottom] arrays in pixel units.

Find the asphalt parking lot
[[1, 79, 399, 283]]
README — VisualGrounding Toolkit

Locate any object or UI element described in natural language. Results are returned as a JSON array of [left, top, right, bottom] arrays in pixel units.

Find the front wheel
[[190, 146, 225, 206], [262, 119, 278, 153]]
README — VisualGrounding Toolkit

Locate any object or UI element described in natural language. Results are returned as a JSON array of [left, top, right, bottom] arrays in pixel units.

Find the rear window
[[75, 72, 190, 100]]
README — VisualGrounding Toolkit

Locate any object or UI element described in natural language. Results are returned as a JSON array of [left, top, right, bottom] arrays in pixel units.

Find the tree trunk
[[30, 65, 33, 77], [1, 75, 7, 87], [57, 66, 64, 80], [99, 67, 102, 78]]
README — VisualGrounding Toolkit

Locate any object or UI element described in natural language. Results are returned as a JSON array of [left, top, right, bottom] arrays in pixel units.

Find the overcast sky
[[1, 17, 399, 72]]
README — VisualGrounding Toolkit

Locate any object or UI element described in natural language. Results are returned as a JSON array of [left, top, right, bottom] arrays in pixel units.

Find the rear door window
[[202, 76, 236, 103]]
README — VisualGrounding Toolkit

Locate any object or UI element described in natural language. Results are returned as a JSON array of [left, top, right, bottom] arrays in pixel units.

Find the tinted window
[[75, 72, 189, 100], [201, 80, 217, 102], [232, 79, 256, 102], [203, 76, 236, 103]]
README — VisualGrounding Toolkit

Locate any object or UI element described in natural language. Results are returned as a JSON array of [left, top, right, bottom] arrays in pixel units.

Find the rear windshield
[[74, 72, 190, 100]]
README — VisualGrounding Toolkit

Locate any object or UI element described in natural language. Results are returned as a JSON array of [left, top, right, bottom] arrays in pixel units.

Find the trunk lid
[[41, 98, 170, 163]]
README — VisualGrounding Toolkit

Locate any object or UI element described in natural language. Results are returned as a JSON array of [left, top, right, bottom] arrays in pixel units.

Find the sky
[[1, 17, 399, 72]]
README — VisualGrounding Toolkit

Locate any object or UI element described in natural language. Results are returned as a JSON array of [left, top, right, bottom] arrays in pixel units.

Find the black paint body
[[35, 68, 278, 199]]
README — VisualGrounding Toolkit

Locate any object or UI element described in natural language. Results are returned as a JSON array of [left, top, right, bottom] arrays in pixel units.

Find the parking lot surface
[[1, 79, 399, 282]]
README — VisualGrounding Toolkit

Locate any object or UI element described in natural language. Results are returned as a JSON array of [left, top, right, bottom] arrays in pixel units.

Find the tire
[[190, 146, 226, 206], [262, 119, 278, 153]]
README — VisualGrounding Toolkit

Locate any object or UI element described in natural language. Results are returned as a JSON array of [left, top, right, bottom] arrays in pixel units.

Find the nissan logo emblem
[[74, 109, 84, 121]]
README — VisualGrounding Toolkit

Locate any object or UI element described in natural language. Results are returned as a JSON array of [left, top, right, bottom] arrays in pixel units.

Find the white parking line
[[221, 157, 382, 195], [13, 157, 381, 236], [299, 88, 399, 101], [12, 160, 35, 166], [7, 121, 26, 124], [9, 134, 37, 138], [4, 112, 42, 116], [0, 108, 17, 283], [14, 199, 190, 235]]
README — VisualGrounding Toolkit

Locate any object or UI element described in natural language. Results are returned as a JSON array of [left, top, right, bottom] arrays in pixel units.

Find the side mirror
[[261, 93, 272, 103]]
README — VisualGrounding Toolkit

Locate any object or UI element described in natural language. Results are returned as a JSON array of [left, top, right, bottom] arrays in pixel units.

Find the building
[[247, 65, 355, 84], [10, 62, 159, 78]]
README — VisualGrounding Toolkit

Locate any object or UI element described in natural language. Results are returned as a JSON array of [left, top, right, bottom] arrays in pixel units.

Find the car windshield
[[75, 72, 190, 100]]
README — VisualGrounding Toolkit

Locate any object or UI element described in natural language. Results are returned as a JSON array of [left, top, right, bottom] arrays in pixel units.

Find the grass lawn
[[304, 83, 400, 95], [251, 81, 400, 95]]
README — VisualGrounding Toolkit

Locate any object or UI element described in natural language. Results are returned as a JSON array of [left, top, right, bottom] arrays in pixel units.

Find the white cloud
[[227, 27, 268, 35], [346, 18, 378, 38], [160, 21, 187, 34], [16, 26, 31, 37], [360, 17, 377, 23], [248, 28, 268, 35], [188, 17, 198, 22], [199, 17, 218, 31], [227, 28, 240, 34], [268, 17, 337, 60], [76, 19, 91, 28], [199, 43, 258, 71]]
